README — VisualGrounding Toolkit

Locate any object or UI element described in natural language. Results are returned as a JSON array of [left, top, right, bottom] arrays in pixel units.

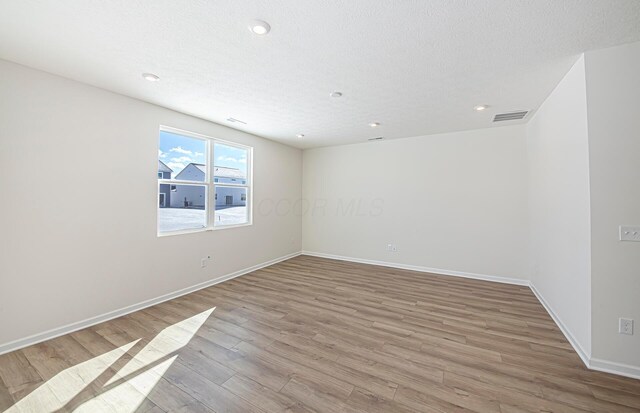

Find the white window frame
[[157, 125, 253, 236]]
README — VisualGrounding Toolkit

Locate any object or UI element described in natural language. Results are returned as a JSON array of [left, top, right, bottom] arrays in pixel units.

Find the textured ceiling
[[1, 0, 640, 149]]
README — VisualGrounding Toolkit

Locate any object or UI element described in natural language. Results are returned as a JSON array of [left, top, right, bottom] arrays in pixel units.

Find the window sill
[[213, 222, 253, 231], [157, 222, 252, 237]]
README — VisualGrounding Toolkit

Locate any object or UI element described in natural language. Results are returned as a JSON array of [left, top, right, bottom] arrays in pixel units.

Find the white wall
[[302, 125, 529, 281], [585, 42, 640, 369], [0, 59, 302, 348], [526, 56, 592, 358]]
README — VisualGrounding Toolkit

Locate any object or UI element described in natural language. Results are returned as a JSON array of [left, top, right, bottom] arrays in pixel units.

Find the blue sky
[[159, 130, 247, 176]]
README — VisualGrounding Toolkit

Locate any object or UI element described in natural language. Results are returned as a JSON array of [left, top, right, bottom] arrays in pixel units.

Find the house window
[[157, 127, 252, 235], [213, 142, 250, 227]]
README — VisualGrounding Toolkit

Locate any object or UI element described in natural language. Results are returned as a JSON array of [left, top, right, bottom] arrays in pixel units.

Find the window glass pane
[[214, 186, 248, 226], [214, 143, 248, 184], [158, 184, 207, 232], [159, 130, 207, 182]]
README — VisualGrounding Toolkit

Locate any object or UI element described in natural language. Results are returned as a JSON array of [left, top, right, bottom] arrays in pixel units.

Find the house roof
[[177, 163, 246, 180], [214, 166, 245, 179], [158, 160, 172, 173]]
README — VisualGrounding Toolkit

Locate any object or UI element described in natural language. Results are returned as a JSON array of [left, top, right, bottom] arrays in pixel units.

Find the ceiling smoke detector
[[329, 91, 343, 98], [296, 134, 305, 138]]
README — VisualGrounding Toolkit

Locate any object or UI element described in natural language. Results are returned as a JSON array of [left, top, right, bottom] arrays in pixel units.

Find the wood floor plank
[[0, 255, 638, 413], [346, 387, 421, 413], [442, 371, 591, 413], [266, 337, 399, 400], [0, 350, 43, 396], [280, 376, 363, 413], [234, 340, 355, 399], [161, 361, 267, 413], [0, 376, 14, 411], [222, 374, 315, 413]]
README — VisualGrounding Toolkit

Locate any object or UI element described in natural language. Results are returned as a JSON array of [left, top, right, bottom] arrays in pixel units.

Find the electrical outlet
[[201, 255, 211, 268], [619, 318, 634, 335], [619, 226, 640, 242]]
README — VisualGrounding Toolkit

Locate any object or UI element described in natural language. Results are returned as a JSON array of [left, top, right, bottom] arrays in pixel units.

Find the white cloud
[[170, 146, 193, 155], [171, 156, 194, 163], [195, 152, 204, 157], [217, 156, 246, 164], [158, 149, 167, 158]]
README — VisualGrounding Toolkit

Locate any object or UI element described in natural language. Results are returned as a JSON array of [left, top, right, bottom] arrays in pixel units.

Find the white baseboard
[[589, 358, 640, 380], [0, 251, 301, 356], [301, 251, 530, 286], [530, 283, 640, 380], [528, 282, 591, 367]]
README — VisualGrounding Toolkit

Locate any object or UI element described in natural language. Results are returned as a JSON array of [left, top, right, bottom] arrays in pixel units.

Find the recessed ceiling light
[[296, 134, 305, 138], [369, 122, 380, 128], [249, 20, 271, 35], [329, 91, 343, 98], [142, 73, 160, 82], [474, 104, 489, 111]]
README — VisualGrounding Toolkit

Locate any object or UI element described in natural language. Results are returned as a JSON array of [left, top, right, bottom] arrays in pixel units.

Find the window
[[213, 142, 250, 227], [157, 127, 252, 235]]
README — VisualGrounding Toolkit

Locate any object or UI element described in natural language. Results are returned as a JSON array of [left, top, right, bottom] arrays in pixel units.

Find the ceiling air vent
[[493, 111, 528, 122], [226, 117, 247, 125]]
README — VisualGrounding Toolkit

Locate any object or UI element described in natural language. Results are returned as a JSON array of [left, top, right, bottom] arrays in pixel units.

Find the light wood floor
[[1, 255, 639, 412]]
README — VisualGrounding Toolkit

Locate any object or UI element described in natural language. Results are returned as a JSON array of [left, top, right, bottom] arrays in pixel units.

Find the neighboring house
[[158, 160, 173, 208], [170, 163, 247, 208], [213, 165, 248, 208]]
